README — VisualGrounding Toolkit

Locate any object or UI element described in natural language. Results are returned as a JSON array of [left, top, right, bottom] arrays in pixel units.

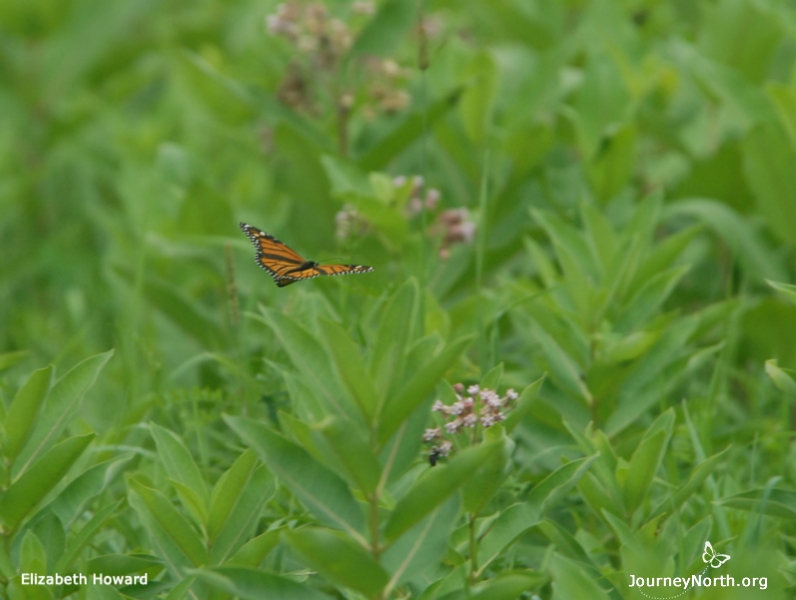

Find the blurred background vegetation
[[3, 0, 796, 598]]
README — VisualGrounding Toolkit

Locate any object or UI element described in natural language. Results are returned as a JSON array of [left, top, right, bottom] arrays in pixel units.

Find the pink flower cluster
[[395, 175, 441, 217], [334, 203, 370, 239], [433, 208, 476, 260], [423, 383, 519, 464]]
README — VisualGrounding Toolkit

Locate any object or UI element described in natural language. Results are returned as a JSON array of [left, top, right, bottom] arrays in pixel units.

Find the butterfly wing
[[239, 223, 307, 286], [240, 223, 374, 287], [273, 263, 373, 285], [314, 263, 375, 277], [702, 541, 715, 564]]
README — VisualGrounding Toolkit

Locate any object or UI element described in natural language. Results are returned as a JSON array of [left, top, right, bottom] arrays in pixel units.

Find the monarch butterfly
[[239, 222, 374, 287]]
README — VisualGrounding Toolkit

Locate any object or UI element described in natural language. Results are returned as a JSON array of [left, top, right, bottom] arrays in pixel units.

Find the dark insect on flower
[[429, 446, 441, 466]]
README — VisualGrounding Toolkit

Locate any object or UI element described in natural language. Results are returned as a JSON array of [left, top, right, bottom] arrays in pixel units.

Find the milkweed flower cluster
[[433, 208, 476, 260], [395, 175, 442, 217], [334, 203, 370, 239], [423, 383, 519, 464], [266, 1, 412, 121]]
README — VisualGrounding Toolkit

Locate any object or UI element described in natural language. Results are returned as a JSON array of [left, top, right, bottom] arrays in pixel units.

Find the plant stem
[[370, 494, 381, 560], [468, 512, 478, 578]]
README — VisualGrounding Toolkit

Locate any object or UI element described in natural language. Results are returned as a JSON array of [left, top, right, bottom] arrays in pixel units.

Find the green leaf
[[672, 40, 774, 130], [381, 496, 459, 589], [0, 350, 29, 373], [477, 504, 539, 573], [549, 554, 612, 600], [168, 481, 208, 533], [459, 51, 498, 143], [115, 264, 223, 346], [718, 487, 796, 519], [48, 455, 132, 527], [503, 375, 545, 433], [470, 572, 546, 599], [765, 359, 796, 396], [378, 335, 474, 445], [357, 88, 463, 171], [128, 477, 207, 567], [623, 409, 675, 514], [0, 434, 94, 530], [85, 553, 161, 579], [480, 363, 504, 391], [606, 318, 699, 434], [384, 442, 501, 543], [665, 198, 787, 282], [629, 225, 702, 297], [3, 365, 52, 461], [767, 279, 796, 305], [647, 446, 729, 522], [347, 0, 416, 59], [19, 530, 47, 579], [615, 265, 690, 332], [208, 449, 258, 541], [743, 122, 796, 226], [284, 528, 389, 597], [150, 424, 209, 511], [320, 154, 372, 197], [527, 455, 596, 515], [370, 279, 418, 400], [13, 351, 112, 478], [318, 318, 379, 421], [571, 53, 631, 158], [225, 416, 366, 541], [587, 122, 637, 203], [56, 500, 124, 573], [530, 324, 593, 406], [577, 472, 623, 518], [209, 466, 273, 565], [462, 427, 514, 515], [315, 416, 382, 496], [178, 51, 254, 124], [194, 566, 332, 600], [163, 576, 196, 600], [227, 530, 281, 568], [255, 309, 361, 425]]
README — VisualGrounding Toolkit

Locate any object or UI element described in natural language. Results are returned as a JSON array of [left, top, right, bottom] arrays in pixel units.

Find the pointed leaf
[[151, 424, 209, 507], [225, 416, 366, 541], [3, 366, 52, 461], [0, 434, 95, 530], [284, 528, 389, 597], [194, 566, 332, 600], [13, 351, 112, 478], [378, 335, 474, 445], [128, 477, 207, 567], [318, 318, 379, 421], [315, 416, 382, 496], [385, 442, 500, 542]]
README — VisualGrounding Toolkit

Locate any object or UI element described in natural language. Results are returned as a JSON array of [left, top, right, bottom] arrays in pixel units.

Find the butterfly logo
[[240, 223, 373, 287], [702, 541, 731, 568]]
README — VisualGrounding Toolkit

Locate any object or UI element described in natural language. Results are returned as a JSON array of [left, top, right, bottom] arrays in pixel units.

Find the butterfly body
[[239, 223, 373, 287]]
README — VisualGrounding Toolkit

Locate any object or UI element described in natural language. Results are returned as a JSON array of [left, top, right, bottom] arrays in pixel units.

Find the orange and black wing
[[313, 263, 375, 278], [239, 222, 374, 287], [239, 222, 307, 286], [274, 262, 375, 286]]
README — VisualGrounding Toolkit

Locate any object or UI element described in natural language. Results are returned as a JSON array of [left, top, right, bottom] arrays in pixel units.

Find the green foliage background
[[2, 0, 796, 598]]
